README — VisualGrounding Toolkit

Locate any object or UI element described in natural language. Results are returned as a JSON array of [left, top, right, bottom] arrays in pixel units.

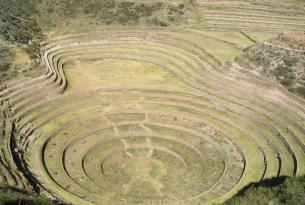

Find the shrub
[[148, 17, 168, 27], [24, 41, 40, 60], [0, 188, 54, 205], [223, 176, 305, 205], [0, 47, 14, 72], [293, 86, 305, 98], [274, 65, 295, 87], [0, 62, 11, 72]]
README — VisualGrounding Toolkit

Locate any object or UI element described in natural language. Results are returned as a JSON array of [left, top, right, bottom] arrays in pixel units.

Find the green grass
[[171, 31, 243, 64], [63, 58, 192, 93], [149, 163, 162, 178], [243, 32, 276, 42], [39, 104, 107, 135], [185, 29, 254, 48]]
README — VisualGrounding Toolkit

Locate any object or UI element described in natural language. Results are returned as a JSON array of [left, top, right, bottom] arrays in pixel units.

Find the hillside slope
[[237, 33, 305, 98]]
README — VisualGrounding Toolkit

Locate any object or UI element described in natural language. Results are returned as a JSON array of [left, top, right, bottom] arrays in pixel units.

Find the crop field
[[0, 0, 305, 205]]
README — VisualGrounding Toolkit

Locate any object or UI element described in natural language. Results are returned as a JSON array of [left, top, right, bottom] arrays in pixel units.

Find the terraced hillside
[[1, 27, 305, 204], [195, 0, 305, 33], [0, 1, 305, 205]]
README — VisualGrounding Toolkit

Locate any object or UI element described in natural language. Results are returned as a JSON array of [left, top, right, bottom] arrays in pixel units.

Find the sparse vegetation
[[35, 0, 190, 28], [0, 47, 14, 72], [0, 188, 54, 205], [240, 33, 305, 98], [0, 0, 43, 82], [0, 0, 43, 44]]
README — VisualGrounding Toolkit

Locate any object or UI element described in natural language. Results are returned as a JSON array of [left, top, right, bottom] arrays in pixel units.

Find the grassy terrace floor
[[64, 58, 192, 93]]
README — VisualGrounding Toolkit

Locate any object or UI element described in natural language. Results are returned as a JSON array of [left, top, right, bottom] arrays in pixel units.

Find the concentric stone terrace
[[1, 28, 305, 205], [31, 89, 244, 205]]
